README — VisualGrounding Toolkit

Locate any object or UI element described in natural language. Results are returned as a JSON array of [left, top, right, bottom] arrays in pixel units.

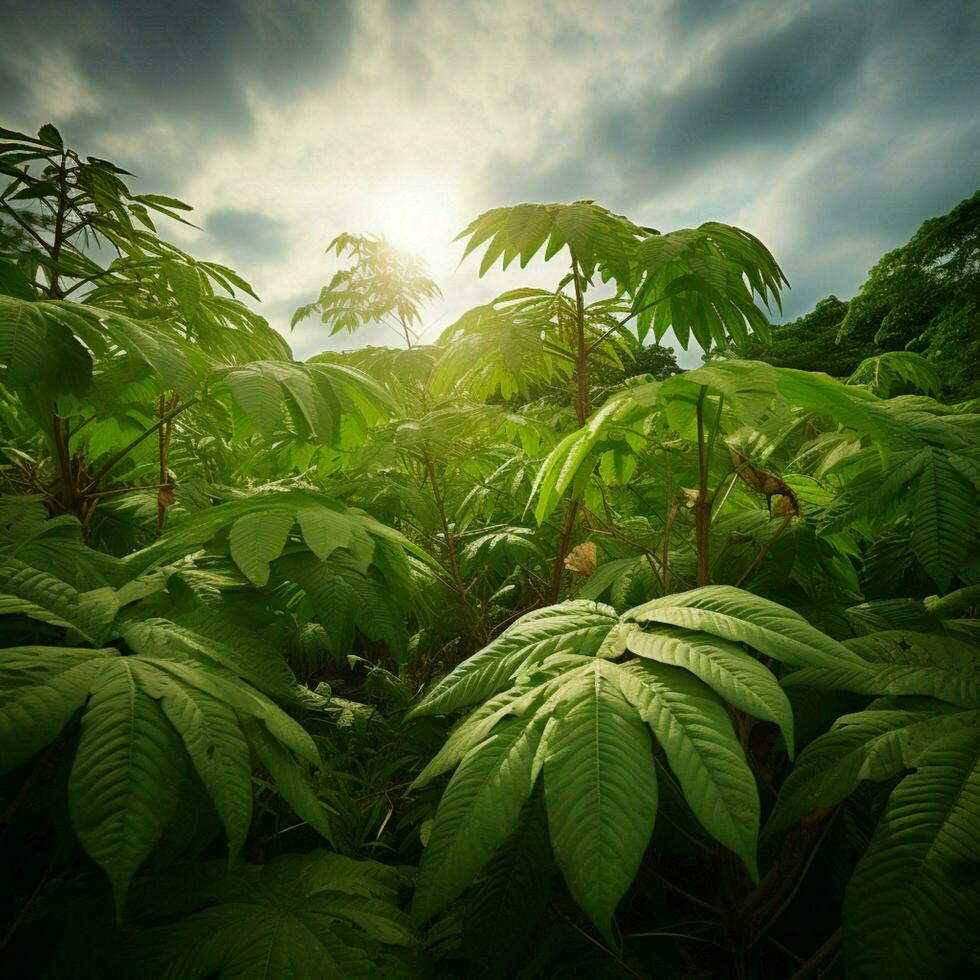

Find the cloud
[[0, 0, 355, 185], [2, 0, 978, 359], [205, 208, 290, 266]]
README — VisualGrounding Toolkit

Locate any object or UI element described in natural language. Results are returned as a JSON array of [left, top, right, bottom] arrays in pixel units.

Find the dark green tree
[[708, 295, 872, 377], [839, 190, 979, 400]]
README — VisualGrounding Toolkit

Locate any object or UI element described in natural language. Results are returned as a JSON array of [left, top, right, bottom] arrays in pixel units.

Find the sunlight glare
[[363, 174, 460, 259]]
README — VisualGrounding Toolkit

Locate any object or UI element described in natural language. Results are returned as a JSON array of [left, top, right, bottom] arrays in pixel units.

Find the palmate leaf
[[627, 585, 869, 669], [848, 350, 944, 399], [456, 201, 648, 290], [0, 295, 199, 406], [215, 358, 393, 448], [410, 586, 818, 938], [122, 490, 422, 587], [0, 646, 329, 913], [132, 851, 414, 979], [766, 628, 980, 976], [432, 304, 573, 402], [842, 730, 980, 979], [766, 697, 977, 835], [631, 223, 787, 350], [407, 600, 621, 717], [0, 557, 119, 644]]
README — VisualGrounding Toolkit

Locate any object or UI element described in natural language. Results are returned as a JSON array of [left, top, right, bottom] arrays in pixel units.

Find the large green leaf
[[843, 730, 980, 979], [910, 450, 977, 591], [625, 626, 795, 755], [616, 660, 760, 879], [462, 791, 554, 980], [132, 852, 414, 979], [627, 586, 868, 668], [766, 698, 975, 835], [69, 658, 186, 914], [412, 716, 545, 924], [228, 511, 295, 587], [242, 718, 334, 844], [456, 201, 647, 289], [0, 557, 119, 645], [409, 600, 620, 717], [140, 666, 254, 859], [543, 660, 658, 943], [783, 631, 980, 707], [0, 646, 110, 771], [0, 642, 326, 910]]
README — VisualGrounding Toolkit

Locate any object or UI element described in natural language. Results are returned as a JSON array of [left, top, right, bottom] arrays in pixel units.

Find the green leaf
[[228, 511, 295, 587], [296, 503, 353, 560], [463, 790, 554, 979], [412, 716, 545, 924], [409, 600, 620, 717], [0, 558, 119, 645], [0, 259, 35, 300], [627, 585, 868, 668], [133, 852, 412, 979], [69, 659, 185, 914], [243, 717, 334, 844], [139, 666, 254, 859], [766, 699, 976, 836], [625, 626, 794, 756], [543, 660, 658, 943], [784, 631, 980, 708], [616, 660, 760, 879], [0, 647, 109, 772], [843, 730, 980, 979], [911, 450, 977, 591]]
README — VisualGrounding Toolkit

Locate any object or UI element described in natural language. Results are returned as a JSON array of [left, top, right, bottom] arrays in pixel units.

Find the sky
[[2, 0, 978, 367]]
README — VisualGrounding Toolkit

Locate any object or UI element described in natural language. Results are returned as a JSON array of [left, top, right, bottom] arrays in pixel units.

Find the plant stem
[[83, 397, 197, 493], [786, 928, 841, 980], [421, 444, 469, 643], [571, 257, 590, 426], [695, 387, 711, 586], [50, 412, 75, 515], [735, 514, 792, 588], [156, 393, 176, 536], [548, 498, 579, 603], [546, 256, 591, 603]]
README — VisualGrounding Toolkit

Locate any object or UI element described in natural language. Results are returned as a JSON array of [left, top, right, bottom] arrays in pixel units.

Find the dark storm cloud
[[592, 3, 869, 186], [486, 0, 927, 204], [0, 0, 353, 143], [484, 0, 980, 319], [206, 208, 290, 264]]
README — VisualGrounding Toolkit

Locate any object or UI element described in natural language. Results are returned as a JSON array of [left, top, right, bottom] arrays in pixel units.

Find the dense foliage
[[1, 124, 978, 979], [712, 191, 980, 403]]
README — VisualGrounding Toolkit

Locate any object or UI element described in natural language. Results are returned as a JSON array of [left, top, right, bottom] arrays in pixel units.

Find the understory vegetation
[[1, 123, 978, 979]]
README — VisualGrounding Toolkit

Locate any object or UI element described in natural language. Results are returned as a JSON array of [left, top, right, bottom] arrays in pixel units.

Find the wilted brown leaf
[[564, 541, 597, 576]]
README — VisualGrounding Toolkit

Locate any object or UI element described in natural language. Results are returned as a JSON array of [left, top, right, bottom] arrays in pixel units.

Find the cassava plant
[[1, 123, 978, 980]]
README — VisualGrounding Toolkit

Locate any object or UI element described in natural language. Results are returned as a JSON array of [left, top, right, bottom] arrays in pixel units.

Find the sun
[[363, 173, 460, 258]]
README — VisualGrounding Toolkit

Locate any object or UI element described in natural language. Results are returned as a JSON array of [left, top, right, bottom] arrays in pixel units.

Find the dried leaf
[[564, 541, 597, 576]]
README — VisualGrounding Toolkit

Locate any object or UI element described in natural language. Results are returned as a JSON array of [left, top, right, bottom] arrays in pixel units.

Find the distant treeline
[[710, 190, 979, 401]]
